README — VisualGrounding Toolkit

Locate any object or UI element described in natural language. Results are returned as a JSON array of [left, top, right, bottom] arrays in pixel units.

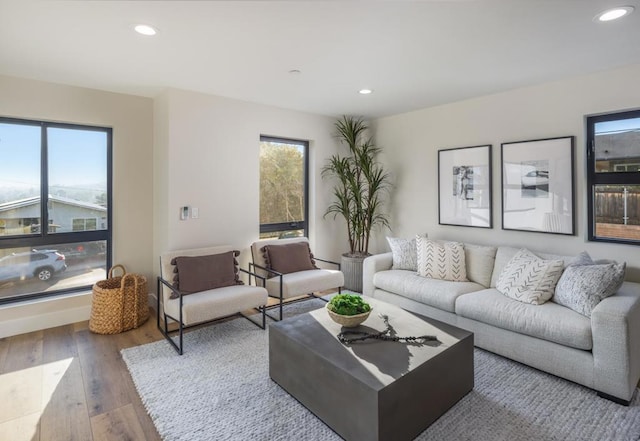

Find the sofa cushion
[[464, 243, 497, 288], [373, 270, 483, 312], [386, 236, 418, 271], [264, 269, 343, 299], [164, 284, 268, 326], [416, 237, 467, 282], [496, 248, 565, 305], [455, 288, 593, 350], [553, 262, 626, 317]]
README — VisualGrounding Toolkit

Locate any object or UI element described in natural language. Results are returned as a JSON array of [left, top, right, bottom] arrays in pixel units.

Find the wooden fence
[[594, 189, 640, 225]]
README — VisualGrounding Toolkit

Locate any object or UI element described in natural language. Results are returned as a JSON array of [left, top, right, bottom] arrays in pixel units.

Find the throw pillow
[[496, 248, 564, 305], [464, 243, 497, 288], [416, 236, 467, 282], [553, 262, 626, 317], [386, 236, 418, 271], [171, 251, 242, 297], [568, 251, 594, 266], [262, 241, 318, 274]]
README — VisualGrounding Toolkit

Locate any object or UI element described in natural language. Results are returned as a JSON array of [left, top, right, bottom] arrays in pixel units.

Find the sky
[[0, 122, 107, 195], [595, 118, 640, 134]]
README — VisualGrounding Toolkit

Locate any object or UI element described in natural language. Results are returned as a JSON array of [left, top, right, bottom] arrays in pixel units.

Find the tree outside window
[[259, 137, 308, 239]]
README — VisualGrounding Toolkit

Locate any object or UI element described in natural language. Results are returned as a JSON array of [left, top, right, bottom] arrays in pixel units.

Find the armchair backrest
[[250, 237, 310, 279], [159, 245, 233, 302]]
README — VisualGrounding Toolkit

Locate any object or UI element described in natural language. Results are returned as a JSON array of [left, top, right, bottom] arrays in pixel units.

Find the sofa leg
[[597, 391, 630, 406]]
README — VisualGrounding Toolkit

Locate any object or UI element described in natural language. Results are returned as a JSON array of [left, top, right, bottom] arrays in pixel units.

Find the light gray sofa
[[363, 244, 640, 405]]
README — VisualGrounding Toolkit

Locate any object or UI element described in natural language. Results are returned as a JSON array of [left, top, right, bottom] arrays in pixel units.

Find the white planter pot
[[341, 254, 368, 293]]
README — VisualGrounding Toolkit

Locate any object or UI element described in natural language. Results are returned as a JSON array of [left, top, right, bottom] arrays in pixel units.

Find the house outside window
[[0, 117, 112, 303], [586, 110, 640, 244], [259, 136, 309, 239]]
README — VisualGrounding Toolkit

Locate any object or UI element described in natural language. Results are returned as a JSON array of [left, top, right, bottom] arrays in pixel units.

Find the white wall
[[371, 63, 640, 281], [153, 88, 345, 275], [0, 75, 154, 337]]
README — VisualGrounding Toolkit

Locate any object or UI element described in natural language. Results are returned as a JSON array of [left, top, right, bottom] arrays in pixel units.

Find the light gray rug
[[122, 300, 640, 441]]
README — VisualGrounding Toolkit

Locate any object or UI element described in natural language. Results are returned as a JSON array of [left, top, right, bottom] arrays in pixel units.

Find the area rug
[[122, 300, 640, 441]]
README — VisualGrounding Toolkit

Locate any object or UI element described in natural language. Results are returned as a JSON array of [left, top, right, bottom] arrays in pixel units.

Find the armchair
[[157, 245, 268, 354], [250, 237, 344, 320]]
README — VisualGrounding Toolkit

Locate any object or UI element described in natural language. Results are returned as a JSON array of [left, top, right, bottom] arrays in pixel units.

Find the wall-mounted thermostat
[[180, 206, 190, 220]]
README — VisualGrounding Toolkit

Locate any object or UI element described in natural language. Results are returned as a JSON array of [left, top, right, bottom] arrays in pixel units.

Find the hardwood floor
[[1, 297, 638, 440], [0, 312, 164, 441]]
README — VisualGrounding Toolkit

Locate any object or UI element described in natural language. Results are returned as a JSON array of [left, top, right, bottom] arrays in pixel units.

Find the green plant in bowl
[[327, 294, 371, 316]]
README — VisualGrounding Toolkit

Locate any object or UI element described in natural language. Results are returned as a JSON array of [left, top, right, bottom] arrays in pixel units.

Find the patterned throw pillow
[[496, 249, 564, 305], [553, 262, 626, 317], [416, 237, 467, 282], [386, 236, 418, 271]]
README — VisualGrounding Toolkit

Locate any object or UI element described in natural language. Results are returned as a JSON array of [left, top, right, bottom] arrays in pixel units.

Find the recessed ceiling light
[[594, 6, 634, 22], [359, 89, 373, 95], [288, 69, 301, 75], [134, 24, 157, 36]]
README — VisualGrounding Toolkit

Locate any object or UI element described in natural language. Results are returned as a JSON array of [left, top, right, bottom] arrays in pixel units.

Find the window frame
[[586, 109, 640, 245], [0, 116, 112, 304], [259, 135, 309, 238]]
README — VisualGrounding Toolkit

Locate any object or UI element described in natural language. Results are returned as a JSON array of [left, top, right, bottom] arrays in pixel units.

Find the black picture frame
[[501, 136, 575, 235], [438, 144, 492, 228]]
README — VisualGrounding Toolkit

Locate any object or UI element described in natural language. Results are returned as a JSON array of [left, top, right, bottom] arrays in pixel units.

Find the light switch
[[192, 207, 199, 219]]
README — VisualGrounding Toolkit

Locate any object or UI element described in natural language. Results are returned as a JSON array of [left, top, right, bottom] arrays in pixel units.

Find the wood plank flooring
[[0, 312, 163, 441], [0, 297, 638, 440]]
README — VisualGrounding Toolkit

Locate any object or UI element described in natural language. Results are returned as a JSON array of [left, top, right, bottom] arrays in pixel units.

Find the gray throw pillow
[[386, 236, 418, 271], [568, 251, 594, 266], [553, 262, 626, 317]]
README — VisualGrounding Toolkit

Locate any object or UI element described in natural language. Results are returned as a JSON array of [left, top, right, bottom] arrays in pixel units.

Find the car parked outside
[[0, 250, 67, 283]]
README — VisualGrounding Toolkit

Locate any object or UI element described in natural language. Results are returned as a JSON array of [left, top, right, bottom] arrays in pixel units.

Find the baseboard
[[0, 291, 93, 338]]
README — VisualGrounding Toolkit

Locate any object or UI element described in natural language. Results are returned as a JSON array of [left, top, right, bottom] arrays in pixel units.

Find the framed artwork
[[438, 144, 492, 228], [501, 136, 575, 235]]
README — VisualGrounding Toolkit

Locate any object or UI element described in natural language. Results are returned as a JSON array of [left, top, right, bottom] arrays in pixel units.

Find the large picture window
[[586, 110, 640, 244], [259, 136, 308, 239], [0, 117, 111, 303]]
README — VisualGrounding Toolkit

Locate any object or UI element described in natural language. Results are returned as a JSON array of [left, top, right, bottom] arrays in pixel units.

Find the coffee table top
[[270, 297, 473, 390]]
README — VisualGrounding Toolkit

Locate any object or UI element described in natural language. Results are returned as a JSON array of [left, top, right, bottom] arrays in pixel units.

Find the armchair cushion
[[262, 241, 318, 274], [171, 250, 242, 296]]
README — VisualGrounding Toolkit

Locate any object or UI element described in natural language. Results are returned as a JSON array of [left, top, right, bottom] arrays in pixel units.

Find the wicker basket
[[89, 264, 149, 335], [326, 304, 372, 328]]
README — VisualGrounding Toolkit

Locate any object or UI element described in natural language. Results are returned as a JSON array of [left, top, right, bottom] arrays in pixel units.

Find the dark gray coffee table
[[269, 297, 473, 441]]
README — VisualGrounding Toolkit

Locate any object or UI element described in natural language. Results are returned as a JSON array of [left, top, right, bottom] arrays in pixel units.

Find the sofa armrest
[[363, 252, 393, 297], [591, 281, 640, 402]]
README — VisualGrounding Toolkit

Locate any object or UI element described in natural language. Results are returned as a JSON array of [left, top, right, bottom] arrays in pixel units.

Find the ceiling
[[1, 0, 640, 119]]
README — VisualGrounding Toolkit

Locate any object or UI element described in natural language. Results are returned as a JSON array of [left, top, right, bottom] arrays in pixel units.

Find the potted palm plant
[[322, 115, 391, 292]]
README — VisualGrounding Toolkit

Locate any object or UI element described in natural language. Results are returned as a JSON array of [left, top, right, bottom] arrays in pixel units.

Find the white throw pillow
[[553, 261, 626, 317], [386, 236, 418, 271], [496, 248, 564, 305], [416, 236, 467, 282], [464, 243, 497, 288]]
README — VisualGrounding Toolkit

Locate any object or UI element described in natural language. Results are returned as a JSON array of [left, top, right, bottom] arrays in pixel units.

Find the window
[[586, 110, 640, 244], [73, 218, 98, 231], [0, 117, 111, 303], [259, 136, 308, 239]]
